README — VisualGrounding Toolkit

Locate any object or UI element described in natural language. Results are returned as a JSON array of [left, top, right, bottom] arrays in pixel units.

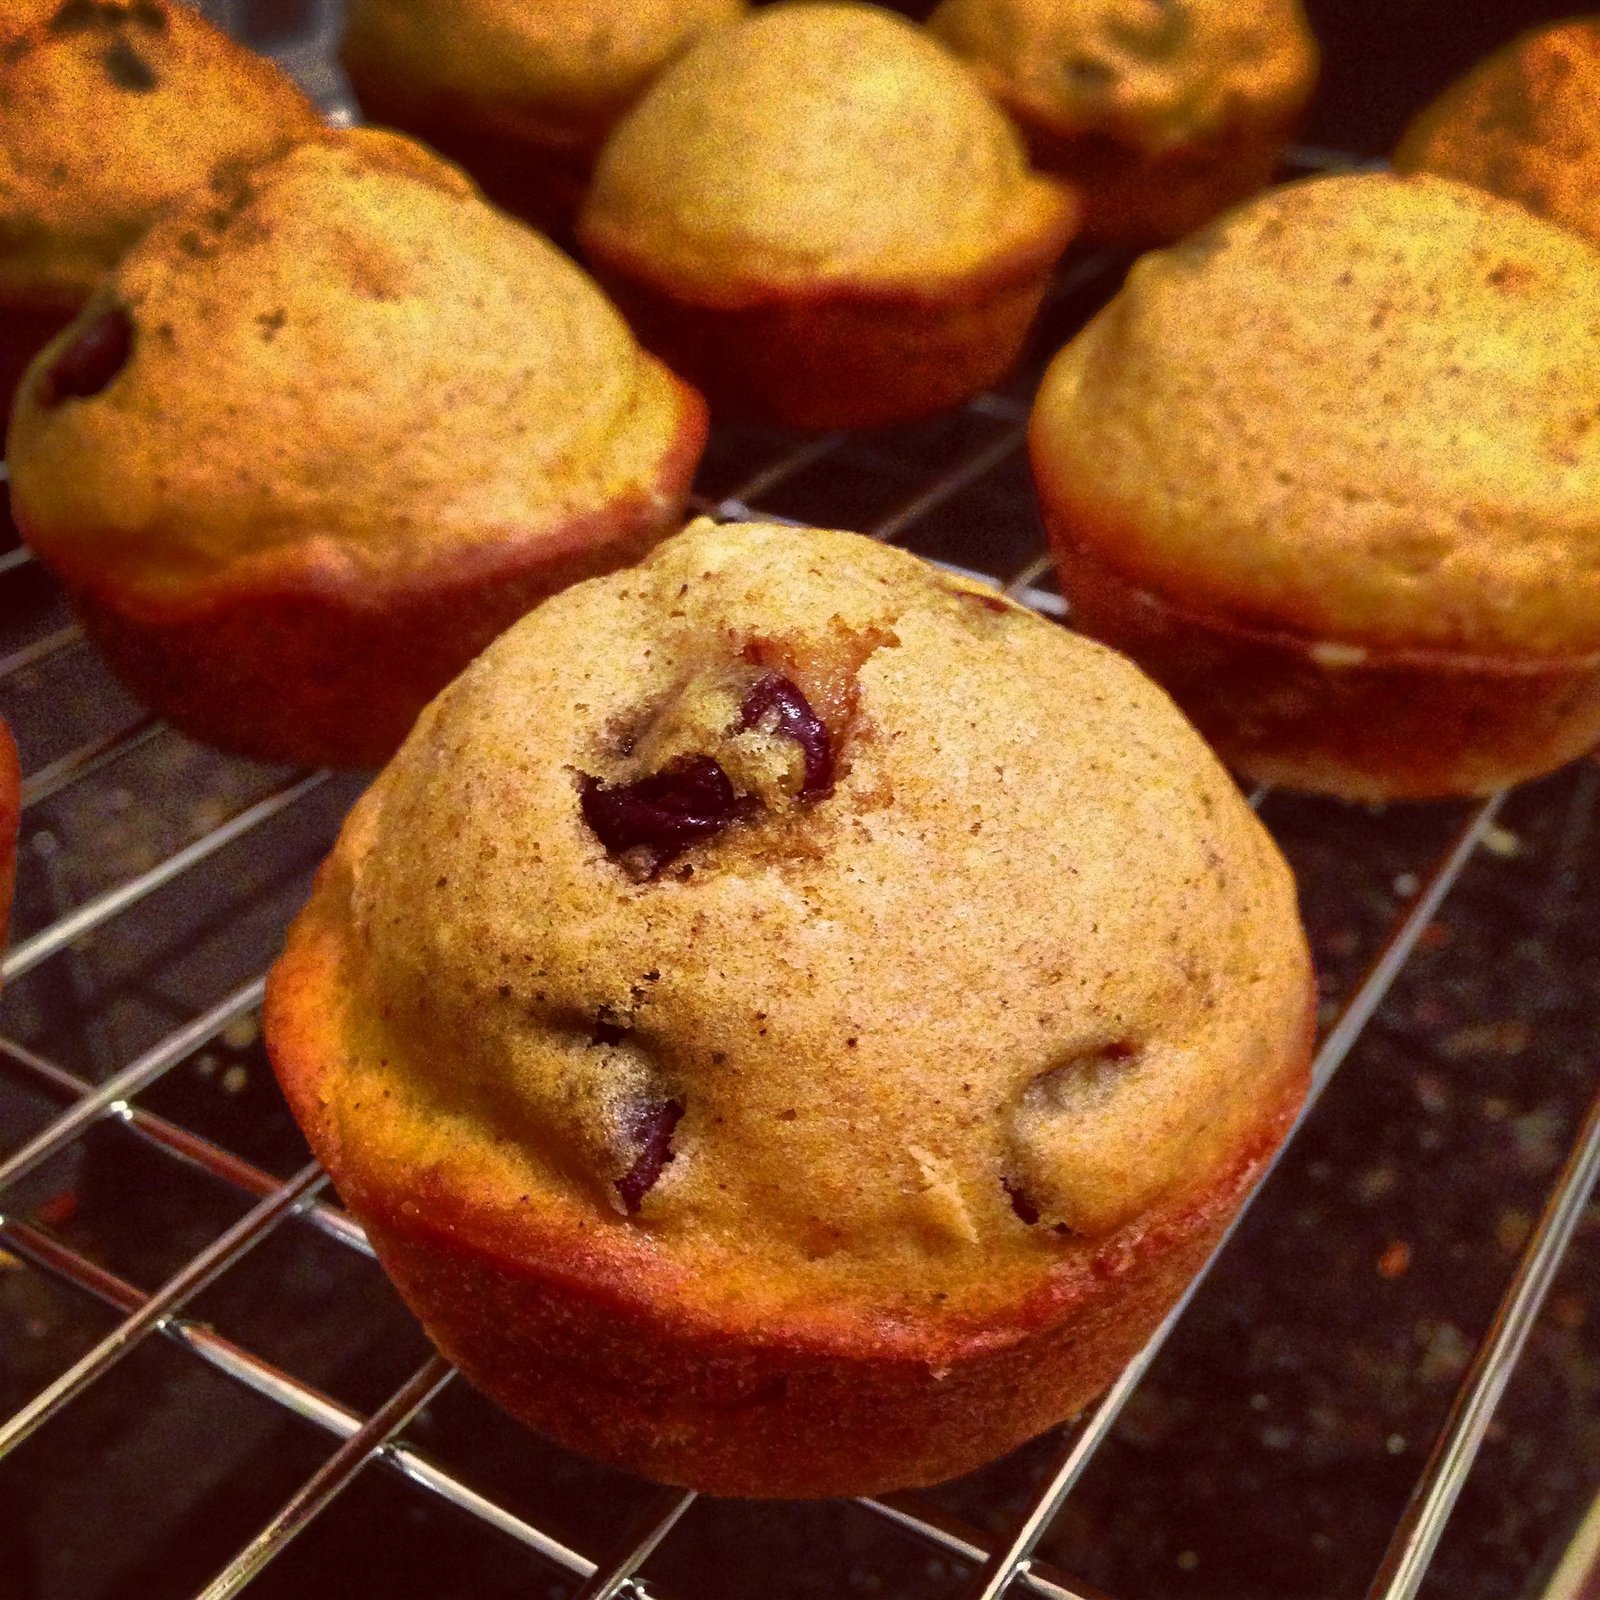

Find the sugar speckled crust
[[1031, 171, 1600, 798], [266, 518, 1313, 1494], [0, 718, 17, 957], [928, 0, 1317, 244], [0, 0, 319, 313], [7, 127, 707, 767], [1395, 18, 1600, 252], [339, 0, 747, 235], [576, 3, 1075, 425]]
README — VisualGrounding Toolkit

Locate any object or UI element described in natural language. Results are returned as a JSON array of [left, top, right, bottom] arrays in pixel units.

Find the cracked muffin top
[[0, 0, 319, 312], [579, 2, 1073, 297], [1031, 172, 1600, 657], [340, 0, 747, 153], [285, 518, 1310, 1317], [1395, 18, 1600, 252], [9, 126, 698, 608], [929, 0, 1316, 154]]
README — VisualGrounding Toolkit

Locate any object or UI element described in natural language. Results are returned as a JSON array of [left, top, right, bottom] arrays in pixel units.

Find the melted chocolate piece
[[48, 0, 164, 33], [614, 1099, 683, 1214], [40, 306, 132, 406], [739, 673, 834, 796], [579, 755, 739, 873], [589, 1011, 630, 1047], [102, 36, 156, 90], [1003, 1179, 1041, 1226], [48, 0, 105, 32]]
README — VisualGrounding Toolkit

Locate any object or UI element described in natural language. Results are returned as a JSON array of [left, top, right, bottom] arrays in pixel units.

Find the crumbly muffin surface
[[8, 128, 691, 606], [1395, 18, 1600, 252], [0, 0, 319, 311], [1032, 172, 1600, 656], [929, 0, 1315, 151], [309, 520, 1310, 1318], [581, 2, 1072, 294], [341, 0, 747, 148]]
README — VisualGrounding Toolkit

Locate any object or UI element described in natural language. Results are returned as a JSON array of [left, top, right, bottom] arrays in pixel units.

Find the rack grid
[[2, 8, 1598, 1598], [4, 339, 1598, 1598]]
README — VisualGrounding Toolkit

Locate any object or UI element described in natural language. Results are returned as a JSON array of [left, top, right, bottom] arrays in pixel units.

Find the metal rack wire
[[2, 6, 1598, 1595], [3, 354, 1598, 1597]]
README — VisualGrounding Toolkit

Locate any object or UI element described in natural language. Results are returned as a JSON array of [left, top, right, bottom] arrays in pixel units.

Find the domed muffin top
[[579, 2, 1075, 297], [0, 0, 319, 311], [929, 0, 1316, 150], [1031, 172, 1600, 656], [8, 128, 697, 607], [340, 0, 748, 148], [1395, 18, 1600, 252], [285, 519, 1310, 1317]]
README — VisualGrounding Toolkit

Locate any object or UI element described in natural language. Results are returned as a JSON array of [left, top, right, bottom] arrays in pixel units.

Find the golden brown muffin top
[[580, 2, 1075, 297], [0, 0, 319, 312], [928, 0, 1316, 151], [303, 518, 1310, 1315], [8, 127, 695, 608], [1395, 17, 1600, 251], [341, 0, 747, 150], [1031, 172, 1600, 657]]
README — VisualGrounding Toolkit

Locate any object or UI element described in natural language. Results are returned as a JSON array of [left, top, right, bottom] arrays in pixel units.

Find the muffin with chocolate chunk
[[7, 128, 706, 767], [0, 0, 318, 412], [266, 517, 1314, 1496], [1032, 172, 1600, 800], [929, 0, 1318, 244], [1395, 17, 1600, 250], [340, 0, 747, 238], [577, 3, 1077, 428]]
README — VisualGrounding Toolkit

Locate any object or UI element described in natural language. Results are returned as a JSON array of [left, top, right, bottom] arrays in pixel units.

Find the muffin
[[1395, 18, 1600, 251], [1031, 172, 1600, 802], [340, 0, 747, 240], [929, 0, 1319, 245], [576, 3, 1078, 429], [7, 128, 707, 769], [266, 518, 1314, 1497], [0, 717, 17, 951], [0, 0, 319, 414]]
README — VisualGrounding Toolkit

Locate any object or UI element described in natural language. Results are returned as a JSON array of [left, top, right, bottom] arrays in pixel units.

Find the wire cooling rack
[[3, 263, 1599, 1598], [2, 7, 1599, 1600]]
